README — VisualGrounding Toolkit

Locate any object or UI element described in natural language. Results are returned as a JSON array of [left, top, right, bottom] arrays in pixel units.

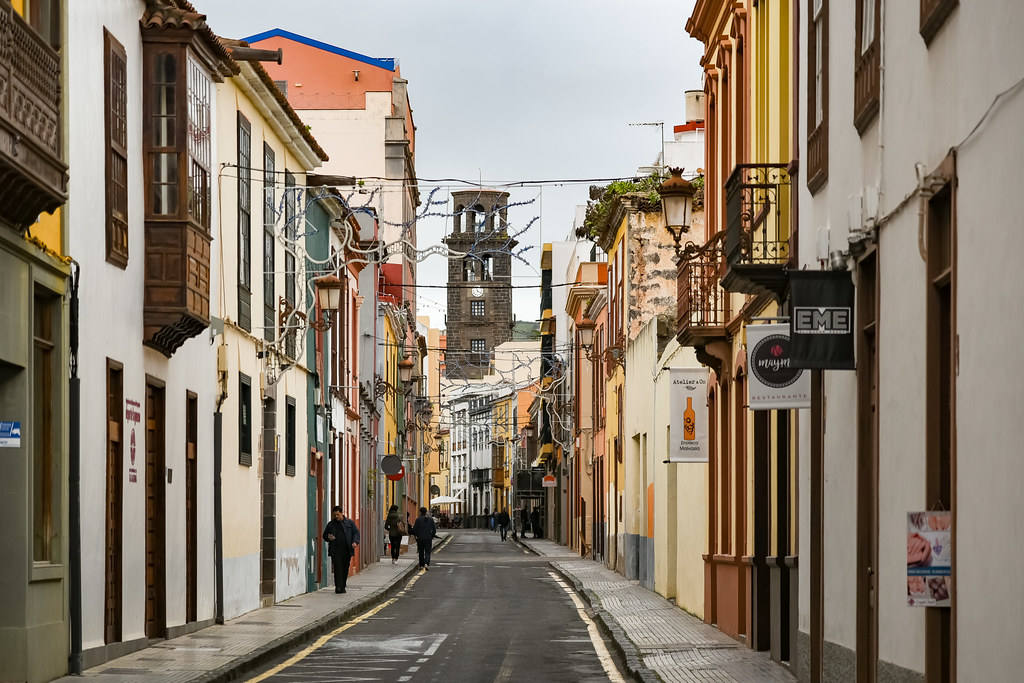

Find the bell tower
[[443, 189, 516, 379]]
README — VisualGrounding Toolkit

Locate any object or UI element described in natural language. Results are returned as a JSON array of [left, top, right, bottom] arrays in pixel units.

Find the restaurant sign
[[747, 324, 811, 410]]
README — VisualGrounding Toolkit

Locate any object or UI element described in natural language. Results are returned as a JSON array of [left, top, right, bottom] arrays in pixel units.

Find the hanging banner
[[789, 270, 856, 370], [669, 368, 709, 462], [907, 511, 952, 607], [747, 324, 811, 410]]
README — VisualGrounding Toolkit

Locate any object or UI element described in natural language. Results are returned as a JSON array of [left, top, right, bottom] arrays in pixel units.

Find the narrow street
[[250, 531, 623, 682]]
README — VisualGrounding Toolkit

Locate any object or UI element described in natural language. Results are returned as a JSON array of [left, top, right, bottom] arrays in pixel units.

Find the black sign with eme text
[[789, 270, 856, 370]]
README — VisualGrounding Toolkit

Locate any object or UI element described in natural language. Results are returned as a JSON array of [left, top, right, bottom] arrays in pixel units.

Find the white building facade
[[67, 0, 232, 666], [797, 2, 1024, 680]]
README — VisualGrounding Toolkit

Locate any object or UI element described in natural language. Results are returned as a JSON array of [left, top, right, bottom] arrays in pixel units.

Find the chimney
[[684, 90, 705, 124]]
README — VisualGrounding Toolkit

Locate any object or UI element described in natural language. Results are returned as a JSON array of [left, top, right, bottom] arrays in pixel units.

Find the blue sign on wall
[[0, 421, 22, 448]]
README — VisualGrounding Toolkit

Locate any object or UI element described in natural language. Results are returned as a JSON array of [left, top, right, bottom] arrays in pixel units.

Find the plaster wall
[[68, 0, 218, 651], [797, 0, 1024, 677]]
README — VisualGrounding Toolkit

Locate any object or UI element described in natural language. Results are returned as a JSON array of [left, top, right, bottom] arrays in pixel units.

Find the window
[[150, 52, 179, 216], [33, 291, 59, 562], [463, 258, 479, 282], [481, 254, 492, 281], [284, 171, 297, 358], [807, 0, 829, 193], [239, 374, 252, 466], [237, 113, 252, 330], [26, 0, 61, 49], [471, 338, 486, 364], [471, 300, 485, 317], [285, 397, 296, 477], [854, 0, 881, 133], [105, 30, 128, 268], [920, 0, 958, 45], [187, 57, 212, 229], [263, 144, 276, 342]]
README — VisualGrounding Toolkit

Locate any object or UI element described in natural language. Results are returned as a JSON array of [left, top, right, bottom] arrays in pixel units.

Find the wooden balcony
[[0, 2, 67, 230], [722, 163, 792, 298], [143, 221, 212, 356], [676, 231, 729, 347]]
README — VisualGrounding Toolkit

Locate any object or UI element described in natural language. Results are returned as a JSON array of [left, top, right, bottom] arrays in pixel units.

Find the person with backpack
[[411, 507, 438, 570], [384, 504, 405, 565]]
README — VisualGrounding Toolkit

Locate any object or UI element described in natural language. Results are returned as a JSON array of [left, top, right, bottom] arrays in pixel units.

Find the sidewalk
[[520, 537, 795, 683], [57, 534, 449, 683]]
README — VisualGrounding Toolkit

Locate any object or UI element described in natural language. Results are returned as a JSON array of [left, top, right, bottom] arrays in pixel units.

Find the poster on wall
[[669, 368, 709, 463], [125, 399, 141, 482], [747, 324, 811, 410], [907, 511, 952, 607]]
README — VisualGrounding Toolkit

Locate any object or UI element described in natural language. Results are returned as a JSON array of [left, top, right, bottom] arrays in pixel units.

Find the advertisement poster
[[907, 511, 952, 607], [0, 421, 21, 448], [669, 368, 709, 463], [125, 399, 141, 483], [747, 324, 811, 410]]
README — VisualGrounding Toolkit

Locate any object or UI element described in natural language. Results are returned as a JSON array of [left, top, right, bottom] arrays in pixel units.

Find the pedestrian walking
[[497, 508, 510, 541], [411, 506, 438, 569], [531, 507, 542, 539], [384, 504, 405, 565], [322, 506, 360, 593]]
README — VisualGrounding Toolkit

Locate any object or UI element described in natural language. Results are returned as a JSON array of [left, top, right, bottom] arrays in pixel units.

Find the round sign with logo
[[386, 465, 405, 482], [541, 474, 557, 488], [749, 332, 801, 389]]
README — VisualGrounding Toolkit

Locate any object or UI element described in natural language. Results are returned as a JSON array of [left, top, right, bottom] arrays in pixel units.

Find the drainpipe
[[214, 345, 227, 623], [68, 261, 82, 674]]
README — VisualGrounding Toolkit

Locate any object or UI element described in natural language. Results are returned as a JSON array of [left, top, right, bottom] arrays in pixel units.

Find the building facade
[[0, 1, 69, 680]]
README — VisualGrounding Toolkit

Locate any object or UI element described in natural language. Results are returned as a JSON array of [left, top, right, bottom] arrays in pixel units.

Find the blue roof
[[242, 28, 396, 72]]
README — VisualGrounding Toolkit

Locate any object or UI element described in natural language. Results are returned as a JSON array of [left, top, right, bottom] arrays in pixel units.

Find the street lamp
[[398, 356, 414, 385], [577, 319, 596, 359], [308, 274, 343, 332], [660, 167, 696, 256]]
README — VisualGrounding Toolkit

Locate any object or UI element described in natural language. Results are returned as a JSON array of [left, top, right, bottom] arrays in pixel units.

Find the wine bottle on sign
[[684, 396, 696, 441]]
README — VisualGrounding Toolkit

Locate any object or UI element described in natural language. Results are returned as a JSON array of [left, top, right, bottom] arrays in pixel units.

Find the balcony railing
[[676, 231, 729, 347], [722, 163, 792, 297], [0, 1, 67, 229]]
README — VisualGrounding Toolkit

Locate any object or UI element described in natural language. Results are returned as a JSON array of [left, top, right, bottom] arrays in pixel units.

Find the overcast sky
[[200, 0, 704, 328]]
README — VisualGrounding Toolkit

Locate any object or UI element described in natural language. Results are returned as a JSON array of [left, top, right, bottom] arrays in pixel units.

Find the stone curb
[[546, 561, 662, 683], [193, 533, 453, 682]]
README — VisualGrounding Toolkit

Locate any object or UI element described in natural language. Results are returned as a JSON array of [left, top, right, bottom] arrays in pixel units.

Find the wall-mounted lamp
[[660, 167, 696, 258]]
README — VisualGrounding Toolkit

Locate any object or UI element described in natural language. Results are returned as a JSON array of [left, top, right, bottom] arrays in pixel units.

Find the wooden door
[[856, 252, 879, 682], [104, 361, 123, 643], [145, 382, 166, 639], [185, 393, 198, 623], [316, 455, 324, 583]]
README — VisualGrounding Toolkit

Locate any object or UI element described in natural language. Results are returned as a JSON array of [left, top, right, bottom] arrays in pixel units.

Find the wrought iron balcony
[[722, 163, 793, 297], [676, 231, 729, 347], [0, 2, 67, 230]]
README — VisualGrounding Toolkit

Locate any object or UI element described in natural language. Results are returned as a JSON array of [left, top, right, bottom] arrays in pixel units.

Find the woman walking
[[384, 504, 405, 565]]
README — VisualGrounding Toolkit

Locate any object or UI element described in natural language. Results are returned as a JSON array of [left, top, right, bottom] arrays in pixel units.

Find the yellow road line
[[248, 540, 450, 682]]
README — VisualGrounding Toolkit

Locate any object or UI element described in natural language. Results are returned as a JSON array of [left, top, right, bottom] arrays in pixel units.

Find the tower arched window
[[473, 204, 486, 233], [454, 204, 464, 232]]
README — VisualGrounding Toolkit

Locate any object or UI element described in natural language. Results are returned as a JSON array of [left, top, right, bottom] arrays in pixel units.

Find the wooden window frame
[[239, 373, 253, 466], [104, 29, 129, 268], [807, 0, 829, 193], [237, 112, 252, 331], [104, 358, 124, 644], [285, 396, 296, 477], [263, 144, 276, 342], [924, 154, 956, 683], [186, 56, 212, 231], [854, 0, 881, 134], [284, 170, 297, 358], [920, 0, 958, 45], [144, 44, 185, 220], [33, 289, 59, 563]]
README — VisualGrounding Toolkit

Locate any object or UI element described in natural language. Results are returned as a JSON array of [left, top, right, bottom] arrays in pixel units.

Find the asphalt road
[[249, 529, 624, 683]]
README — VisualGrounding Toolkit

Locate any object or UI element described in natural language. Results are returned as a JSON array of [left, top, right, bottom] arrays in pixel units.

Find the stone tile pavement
[[56, 534, 449, 683], [520, 537, 795, 683]]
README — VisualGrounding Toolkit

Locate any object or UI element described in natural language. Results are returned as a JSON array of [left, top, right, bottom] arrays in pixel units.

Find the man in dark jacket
[[410, 507, 437, 570], [497, 508, 511, 541], [323, 506, 360, 593]]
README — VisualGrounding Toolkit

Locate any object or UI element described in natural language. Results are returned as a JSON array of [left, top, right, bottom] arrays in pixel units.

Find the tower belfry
[[443, 189, 516, 379]]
